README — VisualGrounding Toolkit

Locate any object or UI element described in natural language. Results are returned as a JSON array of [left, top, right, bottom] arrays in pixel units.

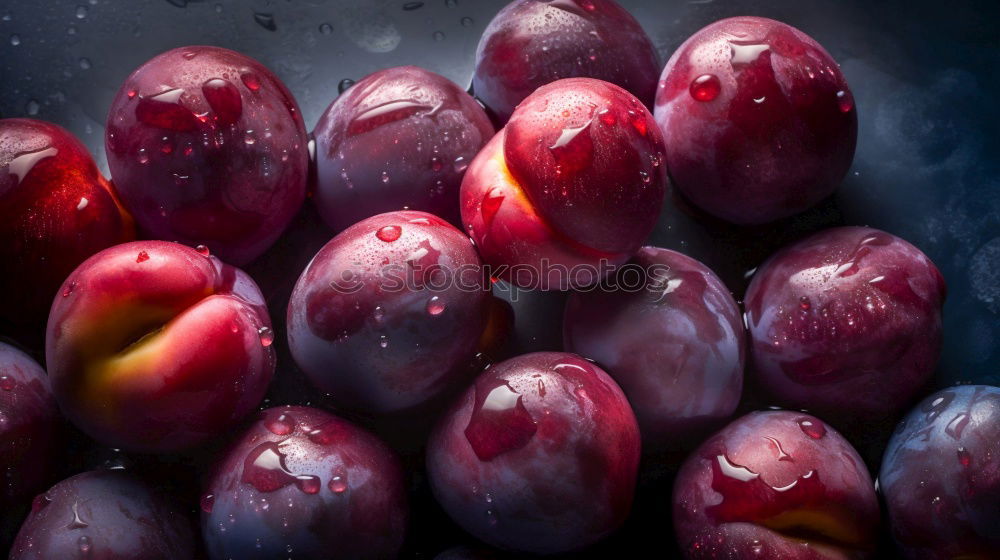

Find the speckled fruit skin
[[673, 410, 880, 559], [313, 66, 494, 232], [287, 210, 490, 415], [426, 352, 640, 555], [46, 240, 275, 453], [9, 470, 197, 560], [744, 226, 945, 422], [473, 0, 659, 124], [654, 16, 857, 224], [460, 78, 667, 290], [105, 46, 308, 266], [200, 406, 408, 560], [1, 118, 134, 344], [879, 385, 1000, 559], [563, 247, 744, 451], [0, 342, 62, 509]]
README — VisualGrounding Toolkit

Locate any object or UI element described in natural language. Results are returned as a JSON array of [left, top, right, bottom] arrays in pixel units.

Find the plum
[[879, 385, 1000, 558], [9, 469, 197, 559], [0, 342, 62, 508], [473, 0, 659, 124], [287, 210, 491, 415], [0, 119, 134, 346], [744, 226, 945, 423], [200, 406, 408, 559], [654, 16, 857, 224], [673, 410, 880, 559], [563, 247, 744, 451], [426, 352, 640, 554], [460, 78, 667, 290], [105, 46, 308, 266], [313, 66, 494, 232], [46, 240, 275, 453]]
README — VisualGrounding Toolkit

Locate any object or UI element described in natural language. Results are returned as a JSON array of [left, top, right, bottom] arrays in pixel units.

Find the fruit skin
[[313, 66, 494, 232], [673, 410, 880, 559], [287, 210, 490, 415], [0, 342, 63, 508], [473, 0, 659, 124], [9, 469, 198, 560], [460, 78, 667, 290], [879, 385, 1000, 559], [200, 406, 408, 560], [744, 226, 945, 422], [46, 240, 275, 453], [654, 16, 857, 225], [0, 118, 135, 346], [105, 45, 308, 266], [426, 352, 640, 555], [563, 247, 744, 451]]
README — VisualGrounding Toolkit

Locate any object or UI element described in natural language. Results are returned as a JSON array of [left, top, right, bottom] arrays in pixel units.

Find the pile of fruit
[[1, 1, 996, 559]]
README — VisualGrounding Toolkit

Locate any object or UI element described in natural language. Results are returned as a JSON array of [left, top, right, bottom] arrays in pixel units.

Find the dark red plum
[[1, 119, 134, 345], [744, 227, 945, 422], [105, 46, 308, 265], [313, 66, 494, 231], [9, 470, 197, 559], [879, 385, 1000, 559], [460, 78, 667, 290], [473, 0, 659, 124], [563, 247, 744, 451], [200, 406, 408, 559], [654, 17, 857, 224], [287, 210, 490, 415], [46, 240, 275, 453], [673, 411, 880, 559], [1, 342, 62, 508], [426, 352, 640, 554]]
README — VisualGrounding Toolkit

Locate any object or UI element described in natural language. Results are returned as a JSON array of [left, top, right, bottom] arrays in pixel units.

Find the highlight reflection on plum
[[879, 385, 1000, 558], [427, 352, 640, 555], [200, 406, 408, 560], [744, 226, 945, 422], [313, 66, 494, 231]]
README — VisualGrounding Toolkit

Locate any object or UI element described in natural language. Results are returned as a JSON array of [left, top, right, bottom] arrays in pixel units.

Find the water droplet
[[258, 326, 274, 347], [31, 493, 51, 513], [299, 477, 321, 494], [200, 493, 215, 513], [137, 148, 149, 164], [253, 12, 276, 31], [25, 99, 40, 115], [836, 90, 853, 113], [426, 296, 445, 316], [378, 335, 389, 349], [381, 170, 390, 183], [62, 281, 77, 297], [79, 57, 91, 70], [753, 95, 766, 104], [328, 471, 348, 494], [464, 379, 537, 461], [240, 73, 261, 92], [10, 34, 21, 46], [337, 78, 355, 94], [265, 412, 295, 435], [319, 22, 333, 35], [77, 535, 91, 554], [432, 30, 445, 41], [639, 170, 651, 184], [127, 89, 137, 100], [135, 251, 150, 263], [195, 244, 210, 256], [403, 1, 424, 10], [372, 306, 385, 323], [244, 131, 256, 145], [957, 447, 971, 467], [202, 78, 243, 126], [453, 156, 468, 173], [429, 156, 444, 172], [481, 186, 504, 226], [76, 5, 88, 19], [376, 225, 402, 242], [0, 375, 15, 391], [799, 296, 811, 310], [461, 16, 473, 26], [689, 74, 721, 102], [798, 418, 826, 439]]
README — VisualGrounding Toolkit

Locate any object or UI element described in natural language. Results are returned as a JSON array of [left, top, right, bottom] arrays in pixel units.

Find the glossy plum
[[1, 119, 134, 344], [288, 210, 490, 415], [46, 240, 275, 452], [201, 406, 408, 559], [10, 469, 197, 559], [673, 410, 880, 559], [0, 342, 62, 508], [473, 0, 659, 124], [879, 385, 1000, 558], [427, 352, 640, 554], [313, 66, 494, 231], [460, 78, 667, 289], [654, 16, 857, 224], [564, 247, 744, 451], [105, 46, 308, 265], [744, 226, 945, 422]]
